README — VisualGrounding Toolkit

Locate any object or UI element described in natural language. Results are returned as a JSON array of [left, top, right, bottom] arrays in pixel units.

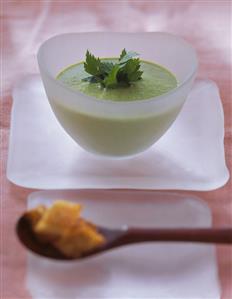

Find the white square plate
[[7, 75, 229, 190], [26, 190, 220, 299]]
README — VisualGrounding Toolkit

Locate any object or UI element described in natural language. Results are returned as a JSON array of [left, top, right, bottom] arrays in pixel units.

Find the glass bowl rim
[[37, 31, 198, 109]]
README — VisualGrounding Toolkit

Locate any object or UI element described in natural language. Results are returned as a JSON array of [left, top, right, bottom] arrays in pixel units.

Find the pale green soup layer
[[57, 59, 177, 101]]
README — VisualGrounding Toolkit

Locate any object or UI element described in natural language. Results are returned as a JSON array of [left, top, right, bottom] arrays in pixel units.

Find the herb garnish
[[82, 49, 143, 89]]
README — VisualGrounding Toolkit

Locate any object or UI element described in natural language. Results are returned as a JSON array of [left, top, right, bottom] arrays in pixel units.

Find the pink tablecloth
[[1, 1, 231, 298]]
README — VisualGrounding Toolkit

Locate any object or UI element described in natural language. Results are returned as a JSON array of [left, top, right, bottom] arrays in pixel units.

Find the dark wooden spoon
[[16, 214, 232, 261]]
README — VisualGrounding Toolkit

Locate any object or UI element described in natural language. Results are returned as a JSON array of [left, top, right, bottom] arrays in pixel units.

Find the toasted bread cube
[[29, 200, 105, 258], [35, 200, 82, 239], [53, 218, 105, 258]]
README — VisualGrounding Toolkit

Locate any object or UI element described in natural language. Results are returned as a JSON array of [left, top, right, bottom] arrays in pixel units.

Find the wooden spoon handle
[[122, 228, 232, 245]]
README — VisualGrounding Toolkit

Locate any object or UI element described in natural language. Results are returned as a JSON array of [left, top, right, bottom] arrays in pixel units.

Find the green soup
[[52, 60, 180, 157], [57, 59, 177, 101]]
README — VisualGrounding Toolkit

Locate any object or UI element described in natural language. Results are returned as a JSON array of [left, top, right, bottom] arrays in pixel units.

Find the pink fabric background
[[1, 1, 231, 298]]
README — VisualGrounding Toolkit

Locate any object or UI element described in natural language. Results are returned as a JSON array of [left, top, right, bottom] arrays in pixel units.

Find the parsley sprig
[[82, 49, 143, 88]]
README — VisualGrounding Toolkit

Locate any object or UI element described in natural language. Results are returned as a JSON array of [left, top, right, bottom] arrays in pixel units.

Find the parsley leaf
[[119, 48, 127, 61], [103, 65, 120, 88], [99, 61, 114, 74], [119, 50, 139, 65], [121, 58, 143, 82], [84, 50, 102, 76], [82, 49, 143, 89]]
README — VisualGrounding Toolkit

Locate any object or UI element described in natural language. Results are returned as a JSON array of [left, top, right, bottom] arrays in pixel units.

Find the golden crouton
[[26, 200, 105, 258], [34, 200, 82, 240], [53, 218, 105, 258]]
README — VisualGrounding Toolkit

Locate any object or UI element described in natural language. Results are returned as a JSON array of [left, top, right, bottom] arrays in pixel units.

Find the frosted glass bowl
[[37, 32, 198, 158]]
